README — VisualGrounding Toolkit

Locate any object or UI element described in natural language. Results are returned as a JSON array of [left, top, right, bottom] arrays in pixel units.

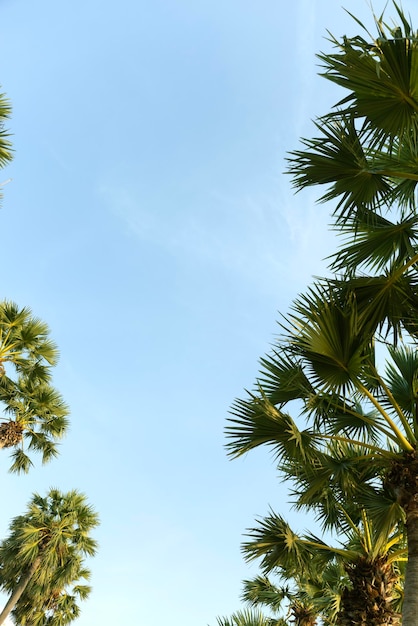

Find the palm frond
[[284, 285, 374, 393], [257, 351, 313, 406], [242, 576, 289, 613], [215, 609, 279, 626], [287, 115, 393, 220], [318, 12, 418, 141], [226, 392, 315, 463], [329, 211, 418, 274]]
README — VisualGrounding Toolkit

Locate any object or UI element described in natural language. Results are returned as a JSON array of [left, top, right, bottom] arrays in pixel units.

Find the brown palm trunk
[[0, 556, 41, 625], [403, 501, 418, 626], [336, 556, 401, 626]]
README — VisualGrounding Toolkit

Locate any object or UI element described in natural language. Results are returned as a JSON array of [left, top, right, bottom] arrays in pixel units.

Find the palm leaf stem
[[361, 510, 373, 554], [316, 433, 400, 457], [372, 170, 418, 181], [387, 550, 408, 564], [369, 362, 416, 442], [302, 541, 358, 561], [338, 505, 365, 540], [0, 344, 26, 357], [316, 401, 400, 443], [355, 379, 414, 451], [398, 251, 418, 273]]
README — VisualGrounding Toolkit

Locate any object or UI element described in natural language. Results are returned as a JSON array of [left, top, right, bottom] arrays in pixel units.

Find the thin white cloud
[[100, 180, 336, 300]]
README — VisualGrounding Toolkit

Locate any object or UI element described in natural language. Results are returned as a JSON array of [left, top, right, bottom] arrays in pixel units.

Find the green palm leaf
[[242, 577, 289, 614], [285, 286, 373, 392], [215, 609, 280, 626], [329, 211, 418, 274], [226, 393, 315, 462], [384, 345, 418, 420], [318, 8, 418, 140]]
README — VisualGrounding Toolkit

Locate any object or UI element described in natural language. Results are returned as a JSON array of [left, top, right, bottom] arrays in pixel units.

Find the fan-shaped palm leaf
[[318, 4, 418, 141]]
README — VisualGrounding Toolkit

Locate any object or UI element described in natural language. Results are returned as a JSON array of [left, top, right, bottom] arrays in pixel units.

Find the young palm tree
[[242, 508, 404, 626], [242, 575, 323, 626], [0, 301, 69, 472], [0, 489, 99, 626]]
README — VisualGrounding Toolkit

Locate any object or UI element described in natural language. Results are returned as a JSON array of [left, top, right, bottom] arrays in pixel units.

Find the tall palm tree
[[227, 5, 418, 625], [0, 489, 99, 626], [0, 301, 69, 472], [226, 294, 418, 622]]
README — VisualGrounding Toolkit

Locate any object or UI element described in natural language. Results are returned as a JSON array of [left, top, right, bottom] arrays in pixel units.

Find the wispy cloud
[[100, 179, 336, 299]]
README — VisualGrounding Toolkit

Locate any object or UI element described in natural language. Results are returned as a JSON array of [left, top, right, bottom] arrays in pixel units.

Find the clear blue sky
[[0, 1, 413, 625]]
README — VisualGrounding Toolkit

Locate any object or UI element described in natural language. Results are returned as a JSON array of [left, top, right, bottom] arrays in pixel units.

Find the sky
[[0, 1, 415, 625]]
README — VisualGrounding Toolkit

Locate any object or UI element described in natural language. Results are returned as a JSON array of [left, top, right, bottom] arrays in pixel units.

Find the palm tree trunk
[[336, 556, 401, 626], [0, 556, 41, 625], [403, 502, 418, 626]]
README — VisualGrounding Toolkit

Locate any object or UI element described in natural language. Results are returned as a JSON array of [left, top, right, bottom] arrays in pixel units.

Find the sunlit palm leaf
[[215, 609, 279, 626], [243, 512, 359, 576], [285, 287, 373, 392], [242, 576, 289, 613], [355, 484, 405, 539], [226, 393, 315, 462], [258, 351, 313, 405]]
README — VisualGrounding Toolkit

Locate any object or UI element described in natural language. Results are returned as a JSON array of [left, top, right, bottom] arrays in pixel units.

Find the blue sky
[[0, 1, 413, 625]]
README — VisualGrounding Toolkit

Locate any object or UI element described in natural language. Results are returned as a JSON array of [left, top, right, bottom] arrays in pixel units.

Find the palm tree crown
[[226, 4, 418, 625], [0, 489, 99, 626], [0, 301, 69, 472]]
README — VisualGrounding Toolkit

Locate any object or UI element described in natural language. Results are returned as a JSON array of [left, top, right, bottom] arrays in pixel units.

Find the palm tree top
[[287, 2, 418, 223]]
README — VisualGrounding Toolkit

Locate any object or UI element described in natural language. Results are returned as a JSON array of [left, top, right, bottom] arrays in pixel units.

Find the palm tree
[[242, 507, 404, 626], [0, 489, 99, 626], [242, 575, 323, 626], [226, 294, 418, 622], [10, 554, 92, 626], [226, 5, 418, 625], [0, 301, 69, 472]]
